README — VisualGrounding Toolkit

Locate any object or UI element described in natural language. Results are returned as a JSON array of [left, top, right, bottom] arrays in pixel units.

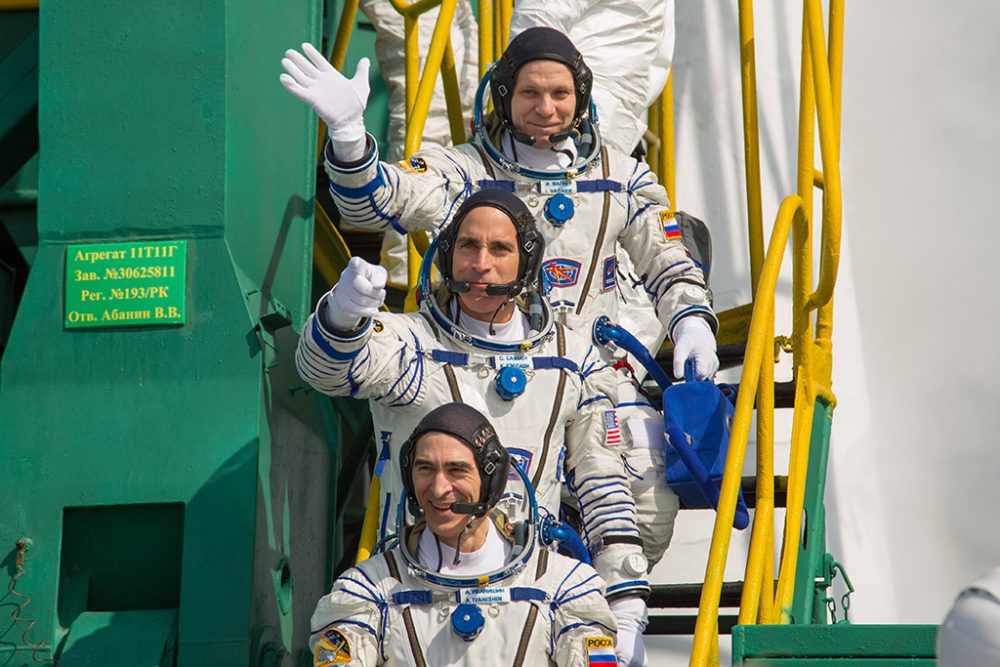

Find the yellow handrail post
[[441, 38, 469, 146], [498, 0, 512, 47], [478, 0, 494, 78], [689, 197, 810, 664], [738, 0, 766, 294], [319, 0, 361, 159], [662, 71, 676, 208], [355, 476, 382, 562], [647, 101, 661, 186]]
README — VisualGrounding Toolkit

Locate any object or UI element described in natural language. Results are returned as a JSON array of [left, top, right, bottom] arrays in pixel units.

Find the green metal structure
[[0, 1, 371, 664]]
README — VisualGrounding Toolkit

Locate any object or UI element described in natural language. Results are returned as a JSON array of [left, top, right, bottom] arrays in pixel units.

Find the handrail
[[690, 195, 811, 663], [690, 0, 844, 662], [647, 72, 676, 208]]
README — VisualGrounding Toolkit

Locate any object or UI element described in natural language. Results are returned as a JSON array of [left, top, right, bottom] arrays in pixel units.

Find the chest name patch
[[542, 258, 581, 288]]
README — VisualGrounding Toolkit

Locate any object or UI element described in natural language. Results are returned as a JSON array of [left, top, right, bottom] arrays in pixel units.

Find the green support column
[[0, 2, 337, 665]]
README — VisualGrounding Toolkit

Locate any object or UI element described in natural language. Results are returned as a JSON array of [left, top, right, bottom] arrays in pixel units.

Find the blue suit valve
[[495, 366, 527, 401], [451, 603, 485, 641], [543, 193, 574, 226]]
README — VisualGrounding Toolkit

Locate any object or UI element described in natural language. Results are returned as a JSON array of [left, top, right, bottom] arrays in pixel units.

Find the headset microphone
[[445, 279, 521, 297], [450, 501, 488, 516]]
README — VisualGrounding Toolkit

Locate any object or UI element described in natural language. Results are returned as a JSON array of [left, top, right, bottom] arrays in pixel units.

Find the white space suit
[[310, 517, 617, 666], [321, 131, 713, 567], [296, 293, 650, 597], [322, 135, 715, 344], [938, 565, 1000, 666]]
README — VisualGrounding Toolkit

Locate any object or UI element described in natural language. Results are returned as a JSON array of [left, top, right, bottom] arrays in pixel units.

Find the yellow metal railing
[[325, 0, 504, 563], [689, 0, 844, 664]]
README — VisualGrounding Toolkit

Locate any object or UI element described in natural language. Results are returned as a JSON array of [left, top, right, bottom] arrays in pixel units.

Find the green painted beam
[[743, 660, 935, 666], [0, 24, 38, 188], [790, 399, 835, 624], [732, 624, 938, 664], [0, 1, 347, 666]]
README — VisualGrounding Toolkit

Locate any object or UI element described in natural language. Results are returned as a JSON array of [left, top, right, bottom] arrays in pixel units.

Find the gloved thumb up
[[671, 316, 719, 380], [321, 257, 387, 332]]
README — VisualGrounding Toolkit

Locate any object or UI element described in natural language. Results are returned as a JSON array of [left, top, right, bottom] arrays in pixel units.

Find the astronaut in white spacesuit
[[296, 189, 650, 665], [310, 402, 619, 666], [281, 26, 715, 604], [508, 0, 674, 158], [937, 565, 1000, 666]]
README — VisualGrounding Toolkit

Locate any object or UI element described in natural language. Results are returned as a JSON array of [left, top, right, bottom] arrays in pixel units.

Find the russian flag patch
[[659, 209, 682, 240], [586, 636, 616, 667]]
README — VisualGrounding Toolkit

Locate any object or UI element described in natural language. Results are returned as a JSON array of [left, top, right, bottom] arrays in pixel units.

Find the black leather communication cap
[[435, 188, 545, 297], [489, 26, 593, 144], [399, 403, 511, 517]]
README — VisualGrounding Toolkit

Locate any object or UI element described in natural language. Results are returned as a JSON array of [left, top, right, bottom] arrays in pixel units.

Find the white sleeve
[[549, 560, 618, 667], [618, 158, 718, 338], [295, 305, 427, 406], [310, 566, 385, 666], [322, 138, 480, 235]]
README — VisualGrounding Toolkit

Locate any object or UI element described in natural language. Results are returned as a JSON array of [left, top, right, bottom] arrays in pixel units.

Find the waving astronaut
[[310, 403, 619, 666], [296, 190, 651, 665], [282, 27, 718, 577]]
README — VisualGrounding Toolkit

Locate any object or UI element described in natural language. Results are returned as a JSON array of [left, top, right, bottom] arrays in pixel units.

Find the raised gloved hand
[[321, 257, 387, 332], [672, 316, 719, 380], [610, 596, 649, 667], [279, 43, 370, 161]]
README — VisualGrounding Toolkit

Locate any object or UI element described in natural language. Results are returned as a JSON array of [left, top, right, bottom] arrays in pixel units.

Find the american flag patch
[[604, 410, 621, 446]]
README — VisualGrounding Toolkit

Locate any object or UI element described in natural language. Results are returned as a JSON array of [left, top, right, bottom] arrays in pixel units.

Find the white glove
[[321, 257, 387, 331], [279, 43, 370, 161], [610, 596, 648, 667], [671, 316, 719, 380]]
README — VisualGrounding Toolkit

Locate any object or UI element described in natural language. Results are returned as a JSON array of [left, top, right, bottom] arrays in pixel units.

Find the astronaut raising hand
[[296, 190, 651, 663]]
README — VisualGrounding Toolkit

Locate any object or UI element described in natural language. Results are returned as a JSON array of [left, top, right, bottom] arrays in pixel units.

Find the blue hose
[[541, 521, 591, 564]]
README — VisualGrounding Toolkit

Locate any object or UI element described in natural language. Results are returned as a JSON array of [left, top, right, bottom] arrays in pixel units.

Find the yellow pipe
[[441, 38, 468, 146], [355, 475, 382, 563], [815, 0, 844, 374], [772, 374, 816, 622], [0, 0, 39, 10], [387, 0, 447, 17], [404, 14, 419, 120], [319, 0, 361, 159], [804, 0, 842, 312], [738, 0, 766, 294], [493, 4, 503, 65], [763, 7, 818, 622], [690, 196, 809, 664], [662, 72, 676, 207], [498, 0, 512, 47], [737, 317, 775, 625], [759, 520, 775, 623], [478, 0, 494, 78], [404, 0, 459, 156], [647, 101, 661, 186]]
